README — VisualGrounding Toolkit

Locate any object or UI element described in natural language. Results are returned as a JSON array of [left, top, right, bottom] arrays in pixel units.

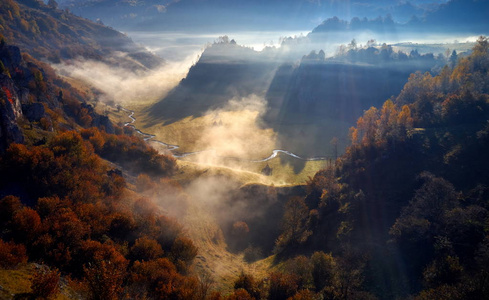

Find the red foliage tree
[[0, 239, 27, 268], [11, 207, 42, 245], [129, 236, 164, 262], [31, 267, 60, 299]]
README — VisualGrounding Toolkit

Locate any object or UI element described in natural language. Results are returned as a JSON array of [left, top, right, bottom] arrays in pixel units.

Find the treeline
[[311, 16, 396, 34], [303, 41, 451, 69], [272, 37, 489, 299]]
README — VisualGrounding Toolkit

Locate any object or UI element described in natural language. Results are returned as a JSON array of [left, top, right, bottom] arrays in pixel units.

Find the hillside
[[0, 36, 208, 299], [147, 39, 443, 161], [0, 35, 117, 153], [0, 0, 163, 69], [147, 41, 280, 124], [269, 37, 489, 299]]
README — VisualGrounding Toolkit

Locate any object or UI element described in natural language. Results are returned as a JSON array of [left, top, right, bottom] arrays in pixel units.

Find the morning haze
[[0, 0, 488, 299]]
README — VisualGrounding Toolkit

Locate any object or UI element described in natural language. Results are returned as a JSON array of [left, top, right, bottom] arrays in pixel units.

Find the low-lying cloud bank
[[54, 50, 202, 105]]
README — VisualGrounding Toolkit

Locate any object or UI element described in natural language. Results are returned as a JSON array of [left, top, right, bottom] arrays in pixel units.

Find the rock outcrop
[[0, 75, 24, 152]]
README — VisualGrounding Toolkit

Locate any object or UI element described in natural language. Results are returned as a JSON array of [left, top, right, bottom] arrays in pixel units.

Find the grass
[[0, 264, 75, 300], [174, 157, 327, 186], [121, 105, 328, 186]]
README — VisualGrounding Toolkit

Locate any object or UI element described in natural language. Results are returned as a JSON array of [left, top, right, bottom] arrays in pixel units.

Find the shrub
[[31, 267, 60, 299], [129, 236, 164, 262], [0, 239, 27, 268], [243, 246, 263, 263], [268, 272, 300, 300]]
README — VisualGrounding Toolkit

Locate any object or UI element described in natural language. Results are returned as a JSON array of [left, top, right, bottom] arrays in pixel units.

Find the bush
[[243, 246, 263, 263], [0, 239, 28, 268], [268, 272, 300, 300], [31, 267, 60, 299], [0, 195, 22, 225], [233, 272, 262, 299], [129, 237, 164, 262]]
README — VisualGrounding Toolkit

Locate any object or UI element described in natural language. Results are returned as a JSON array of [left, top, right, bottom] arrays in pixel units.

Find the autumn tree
[[11, 207, 42, 245], [31, 267, 60, 299], [268, 272, 300, 300], [129, 236, 164, 262], [130, 258, 198, 299], [275, 197, 312, 252], [234, 272, 263, 299], [310, 251, 336, 293], [170, 236, 198, 273], [0, 239, 27, 268]]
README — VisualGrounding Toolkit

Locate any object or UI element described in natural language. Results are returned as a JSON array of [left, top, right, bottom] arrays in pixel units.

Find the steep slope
[[147, 41, 280, 124], [0, 0, 163, 69], [272, 37, 489, 299], [264, 45, 442, 157], [0, 35, 116, 153]]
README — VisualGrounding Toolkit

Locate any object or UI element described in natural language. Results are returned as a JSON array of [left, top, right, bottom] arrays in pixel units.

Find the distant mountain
[[0, 0, 163, 69], [263, 46, 442, 158], [59, 0, 442, 32], [309, 0, 489, 42]]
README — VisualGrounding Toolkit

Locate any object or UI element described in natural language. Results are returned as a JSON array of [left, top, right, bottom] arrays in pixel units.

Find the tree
[[234, 272, 262, 299], [268, 272, 300, 300], [449, 50, 458, 68], [11, 207, 42, 244], [84, 260, 127, 300], [129, 237, 164, 262], [0, 195, 22, 226], [275, 197, 312, 251], [130, 258, 198, 299], [31, 267, 60, 299], [311, 251, 336, 292], [47, 0, 58, 9], [170, 236, 198, 273], [0, 239, 27, 268]]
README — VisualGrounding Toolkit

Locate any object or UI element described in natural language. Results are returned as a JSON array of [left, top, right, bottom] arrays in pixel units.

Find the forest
[[1, 0, 489, 299]]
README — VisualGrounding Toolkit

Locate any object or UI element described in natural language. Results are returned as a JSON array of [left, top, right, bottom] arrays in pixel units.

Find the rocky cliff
[[0, 37, 115, 152]]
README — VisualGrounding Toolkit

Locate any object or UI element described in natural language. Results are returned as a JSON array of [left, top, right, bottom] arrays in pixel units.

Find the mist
[[126, 30, 310, 62], [54, 50, 202, 105]]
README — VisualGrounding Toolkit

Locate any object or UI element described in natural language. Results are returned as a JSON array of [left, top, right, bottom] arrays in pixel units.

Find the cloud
[[154, 4, 167, 13]]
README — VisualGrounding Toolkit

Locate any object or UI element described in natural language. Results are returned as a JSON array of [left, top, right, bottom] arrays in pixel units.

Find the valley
[[1, 0, 489, 299]]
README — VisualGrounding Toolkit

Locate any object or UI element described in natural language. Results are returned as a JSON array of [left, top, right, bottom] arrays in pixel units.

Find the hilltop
[[0, 0, 163, 69]]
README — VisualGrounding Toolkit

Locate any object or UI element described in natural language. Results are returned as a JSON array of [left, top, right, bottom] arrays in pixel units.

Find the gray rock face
[[92, 114, 115, 134], [0, 75, 25, 152]]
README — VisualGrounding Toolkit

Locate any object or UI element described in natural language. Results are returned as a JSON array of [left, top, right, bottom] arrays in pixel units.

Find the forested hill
[[271, 37, 489, 299], [0, 0, 163, 69], [0, 35, 203, 299]]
